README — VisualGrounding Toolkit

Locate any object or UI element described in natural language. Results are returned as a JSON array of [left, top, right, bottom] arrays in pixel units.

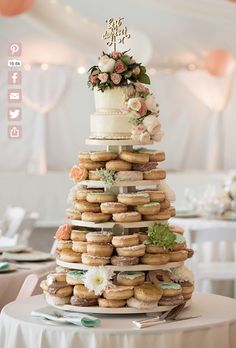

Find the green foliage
[[96, 168, 117, 187], [145, 223, 177, 250]]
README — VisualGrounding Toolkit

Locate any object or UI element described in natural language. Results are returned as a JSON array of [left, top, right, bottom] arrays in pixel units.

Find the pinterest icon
[[8, 43, 22, 57]]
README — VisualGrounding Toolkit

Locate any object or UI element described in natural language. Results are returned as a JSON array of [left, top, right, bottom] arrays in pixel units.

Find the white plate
[[0, 264, 17, 273], [79, 180, 160, 188], [176, 210, 199, 218], [69, 220, 168, 229], [52, 300, 191, 315], [2, 251, 54, 262], [86, 139, 153, 146], [56, 259, 183, 272], [0, 245, 31, 253]]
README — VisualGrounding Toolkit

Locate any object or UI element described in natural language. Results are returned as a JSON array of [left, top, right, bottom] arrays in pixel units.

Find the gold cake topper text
[[103, 17, 131, 51]]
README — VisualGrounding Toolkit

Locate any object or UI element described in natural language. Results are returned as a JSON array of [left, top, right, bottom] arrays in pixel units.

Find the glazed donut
[[74, 284, 98, 299], [86, 231, 113, 244], [47, 284, 73, 298], [66, 208, 81, 220], [76, 188, 103, 201], [169, 250, 188, 262], [101, 202, 128, 214], [156, 210, 171, 220], [116, 244, 146, 257], [134, 283, 163, 302], [45, 293, 71, 306], [71, 229, 88, 242], [180, 282, 194, 300], [103, 286, 134, 300], [88, 170, 100, 180], [70, 296, 98, 307], [145, 244, 168, 254], [46, 272, 66, 284], [138, 190, 165, 202], [117, 272, 145, 286], [116, 171, 143, 181], [74, 201, 101, 213], [112, 234, 140, 248], [57, 240, 72, 251], [143, 169, 166, 180], [86, 192, 116, 203], [60, 249, 81, 263], [142, 214, 161, 221], [132, 162, 157, 172], [187, 248, 194, 258], [119, 151, 149, 164], [127, 297, 158, 309], [87, 243, 114, 257], [138, 233, 148, 243], [111, 256, 139, 266], [112, 212, 142, 223], [169, 225, 184, 235], [141, 253, 169, 265], [106, 160, 131, 172], [158, 294, 184, 306], [81, 253, 110, 266], [72, 241, 88, 253], [79, 159, 105, 170], [90, 151, 118, 162], [117, 193, 150, 205], [172, 233, 186, 251], [81, 212, 111, 223], [98, 298, 126, 308], [148, 270, 182, 297], [66, 270, 86, 285], [169, 207, 176, 217], [160, 199, 171, 210], [137, 150, 165, 162], [135, 202, 160, 215], [78, 151, 90, 161]]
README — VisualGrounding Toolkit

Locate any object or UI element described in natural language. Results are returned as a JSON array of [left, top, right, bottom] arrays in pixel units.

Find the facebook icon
[[8, 71, 22, 85]]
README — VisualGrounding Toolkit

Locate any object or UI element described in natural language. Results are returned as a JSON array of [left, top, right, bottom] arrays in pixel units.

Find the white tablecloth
[[1, 293, 236, 348], [0, 261, 55, 309]]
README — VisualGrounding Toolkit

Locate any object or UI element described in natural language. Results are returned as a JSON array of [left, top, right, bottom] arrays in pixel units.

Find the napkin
[[31, 306, 100, 328], [0, 262, 9, 270]]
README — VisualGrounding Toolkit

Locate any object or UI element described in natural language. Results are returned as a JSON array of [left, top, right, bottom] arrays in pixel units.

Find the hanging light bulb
[[77, 66, 86, 74], [41, 63, 49, 70]]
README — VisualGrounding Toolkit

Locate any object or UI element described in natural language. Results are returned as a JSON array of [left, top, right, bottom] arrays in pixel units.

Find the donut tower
[[41, 19, 194, 313]]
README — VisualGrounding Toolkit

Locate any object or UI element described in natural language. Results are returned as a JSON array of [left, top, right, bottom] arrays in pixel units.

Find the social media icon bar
[[8, 125, 22, 139], [8, 71, 22, 85], [8, 43, 22, 139], [8, 108, 21, 121], [8, 43, 22, 57]]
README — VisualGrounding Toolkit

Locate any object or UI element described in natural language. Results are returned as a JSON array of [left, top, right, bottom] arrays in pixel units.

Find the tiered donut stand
[[55, 138, 190, 314]]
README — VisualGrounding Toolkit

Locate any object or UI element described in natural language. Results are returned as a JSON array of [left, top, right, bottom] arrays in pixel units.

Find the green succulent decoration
[[145, 223, 177, 250]]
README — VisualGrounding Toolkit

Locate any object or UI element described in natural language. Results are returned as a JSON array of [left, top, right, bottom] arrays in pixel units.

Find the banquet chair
[[17, 274, 39, 300], [191, 229, 236, 297]]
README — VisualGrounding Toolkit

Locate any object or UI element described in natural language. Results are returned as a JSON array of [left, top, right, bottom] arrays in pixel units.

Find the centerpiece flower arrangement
[[88, 51, 150, 91]]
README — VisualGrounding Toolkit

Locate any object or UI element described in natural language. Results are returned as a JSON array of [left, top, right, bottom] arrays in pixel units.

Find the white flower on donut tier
[[121, 83, 163, 143], [83, 266, 115, 296]]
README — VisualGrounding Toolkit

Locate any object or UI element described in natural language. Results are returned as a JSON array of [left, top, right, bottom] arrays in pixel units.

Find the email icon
[[8, 89, 21, 103]]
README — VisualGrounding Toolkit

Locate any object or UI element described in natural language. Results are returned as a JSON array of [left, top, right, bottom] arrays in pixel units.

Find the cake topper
[[102, 17, 131, 51]]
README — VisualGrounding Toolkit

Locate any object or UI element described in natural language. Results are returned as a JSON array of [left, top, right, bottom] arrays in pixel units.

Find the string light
[[24, 64, 31, 71], [41, 63, 49, 70], [77, 66, 86, 74]]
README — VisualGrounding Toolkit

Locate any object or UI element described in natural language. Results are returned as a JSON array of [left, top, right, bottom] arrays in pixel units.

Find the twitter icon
[[8, 107, 21, 121]]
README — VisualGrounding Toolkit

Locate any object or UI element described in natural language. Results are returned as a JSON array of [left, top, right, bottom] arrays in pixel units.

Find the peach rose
[[112, 51, 121, 59], [98, 73, 108, 83], [89, 73, 98, 84], [111, 73, 122, 85], [137, 98, 147, 116], [133, 66, 140, 75], [135, 83, 150, 94], [55, 224, 71, 240], [127, 98, 142, 111], [70, 165, 88, 182], [114, 59, 127, 73]]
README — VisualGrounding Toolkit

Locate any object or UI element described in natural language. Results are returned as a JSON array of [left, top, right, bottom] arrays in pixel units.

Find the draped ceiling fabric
[[0, 0, 236, 172]]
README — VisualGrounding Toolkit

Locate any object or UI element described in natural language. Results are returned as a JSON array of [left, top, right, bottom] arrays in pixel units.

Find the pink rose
[[133, 66, 140, 75], [135, 83, 149, 94], [55, 224, 71, 240], [133, 124, 147, 134], [114, 59, 127, 73], [112, 51, 121, 59], [137, 98, 147, 116], [89, 74, 98, 84], [111, 73, 122, 85], [98, 73, 108, 83]]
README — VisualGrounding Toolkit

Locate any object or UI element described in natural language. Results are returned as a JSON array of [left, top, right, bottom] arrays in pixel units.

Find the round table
[[0, 261, 55, 309], [1, 293, 236, 348]]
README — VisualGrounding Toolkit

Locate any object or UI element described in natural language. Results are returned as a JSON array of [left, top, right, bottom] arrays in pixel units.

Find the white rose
[[128, 98, 141, 111], [230, 182, 236, 199], [143, 115, 160, 133], [145, 94, 158, 113], [140, 131, 151, 143], [98, 55, 115, 73]]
